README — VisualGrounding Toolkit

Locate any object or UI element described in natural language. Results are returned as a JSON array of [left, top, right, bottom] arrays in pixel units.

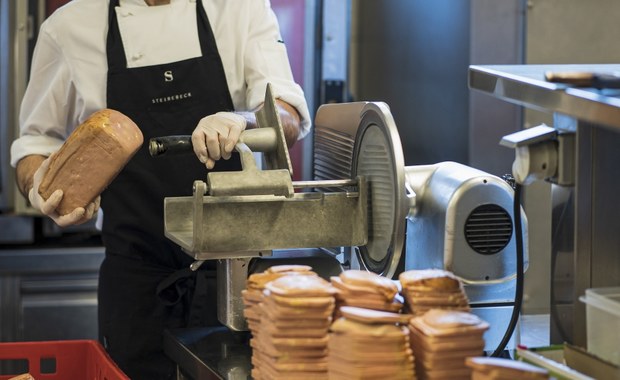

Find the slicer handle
[[149, 129, 278, 157], [149, 135, 193, 156]]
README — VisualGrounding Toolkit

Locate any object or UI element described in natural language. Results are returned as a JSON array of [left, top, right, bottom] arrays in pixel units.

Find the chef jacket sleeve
[[243, 0, 311, 139], [10, 21, 72, 167]]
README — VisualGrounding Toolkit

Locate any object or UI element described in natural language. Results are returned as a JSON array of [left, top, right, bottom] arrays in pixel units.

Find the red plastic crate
[[0, 340, 128, 380]]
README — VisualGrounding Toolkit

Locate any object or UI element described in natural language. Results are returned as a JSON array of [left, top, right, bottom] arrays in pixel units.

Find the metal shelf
[[469, 64, 620, 131]]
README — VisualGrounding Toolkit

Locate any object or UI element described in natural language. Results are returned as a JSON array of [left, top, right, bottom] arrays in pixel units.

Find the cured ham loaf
[[38, 109, 143, 215]]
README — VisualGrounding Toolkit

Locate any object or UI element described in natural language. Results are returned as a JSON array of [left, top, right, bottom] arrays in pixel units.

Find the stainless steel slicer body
[[160, 84, 525, 346]]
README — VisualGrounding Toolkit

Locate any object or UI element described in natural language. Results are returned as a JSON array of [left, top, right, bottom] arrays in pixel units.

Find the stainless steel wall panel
[[0, 247, 104, 342], [469, 0, 525, 177]]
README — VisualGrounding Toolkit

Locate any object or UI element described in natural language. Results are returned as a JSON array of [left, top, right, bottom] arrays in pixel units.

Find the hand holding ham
[[191, 111, 247, 169], [20, 109, 141, 227], [28, 153, 101, 227]]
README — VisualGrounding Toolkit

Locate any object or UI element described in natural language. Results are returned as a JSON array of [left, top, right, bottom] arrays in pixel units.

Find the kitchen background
[[2, 0, 620, 347]]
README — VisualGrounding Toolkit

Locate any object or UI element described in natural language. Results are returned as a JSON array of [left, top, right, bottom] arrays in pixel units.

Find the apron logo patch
[[164, 70, 174, 82]]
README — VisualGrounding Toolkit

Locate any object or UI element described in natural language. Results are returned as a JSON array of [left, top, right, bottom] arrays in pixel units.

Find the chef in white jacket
[[11, 1, 310, 379]]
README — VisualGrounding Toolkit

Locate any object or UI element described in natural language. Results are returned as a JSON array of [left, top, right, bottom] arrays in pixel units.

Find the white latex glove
[[191, 112, 247, 169], [28, 155, 101, 227]]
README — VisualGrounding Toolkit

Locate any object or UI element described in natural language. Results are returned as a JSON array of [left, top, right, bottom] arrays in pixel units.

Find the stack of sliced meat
[[328, 306, 415, 380], [465, 357, 549, 380], [399, 269, 470, 316], [330, 269, 403, 317], [242, 265, 316, 332], [252, 274, 337, 380], [242, 265, 317, 379], [409, 309, 489, 380]]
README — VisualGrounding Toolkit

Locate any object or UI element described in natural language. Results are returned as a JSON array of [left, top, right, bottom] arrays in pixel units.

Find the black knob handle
[[149, 135, 193, 156]]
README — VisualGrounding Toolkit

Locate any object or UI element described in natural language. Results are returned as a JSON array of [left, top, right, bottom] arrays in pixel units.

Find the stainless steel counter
[[469, 64, 620, 347], [164, 327, 251, 380], [469, 64, 620, 131]]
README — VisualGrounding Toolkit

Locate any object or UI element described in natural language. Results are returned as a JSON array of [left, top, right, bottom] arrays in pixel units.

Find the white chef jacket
[[10, 0, 311, 167]]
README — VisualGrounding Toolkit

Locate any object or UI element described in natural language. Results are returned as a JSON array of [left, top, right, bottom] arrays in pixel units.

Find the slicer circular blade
[[352, 103, 407, 278]]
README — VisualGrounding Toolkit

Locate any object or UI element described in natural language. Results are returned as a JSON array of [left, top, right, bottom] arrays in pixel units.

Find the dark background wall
[[350, 0, 472, 166]]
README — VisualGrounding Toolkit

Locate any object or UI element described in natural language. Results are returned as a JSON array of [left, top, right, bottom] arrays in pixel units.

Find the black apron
[[98, 1, 240, 379]]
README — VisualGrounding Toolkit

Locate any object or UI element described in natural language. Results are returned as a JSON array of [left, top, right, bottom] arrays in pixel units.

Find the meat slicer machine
[[152, 84, 527, 351]]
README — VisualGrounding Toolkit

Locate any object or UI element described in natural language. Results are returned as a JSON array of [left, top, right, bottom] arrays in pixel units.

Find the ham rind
[[38, 109, 143, 215]]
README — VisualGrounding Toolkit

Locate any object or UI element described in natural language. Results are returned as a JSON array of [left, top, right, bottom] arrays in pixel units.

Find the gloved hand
[[191, 112, 247, 169], [28, 154, 101, 227]]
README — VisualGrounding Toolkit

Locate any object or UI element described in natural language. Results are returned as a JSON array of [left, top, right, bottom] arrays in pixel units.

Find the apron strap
[[106, 0, 127, 71]]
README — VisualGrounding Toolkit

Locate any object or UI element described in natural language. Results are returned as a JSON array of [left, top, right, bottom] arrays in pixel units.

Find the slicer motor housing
[[405, 162, 528, 283]]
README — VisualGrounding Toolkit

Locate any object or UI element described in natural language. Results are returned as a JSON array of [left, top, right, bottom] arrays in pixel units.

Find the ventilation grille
[[464, 204, 513, 255]]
